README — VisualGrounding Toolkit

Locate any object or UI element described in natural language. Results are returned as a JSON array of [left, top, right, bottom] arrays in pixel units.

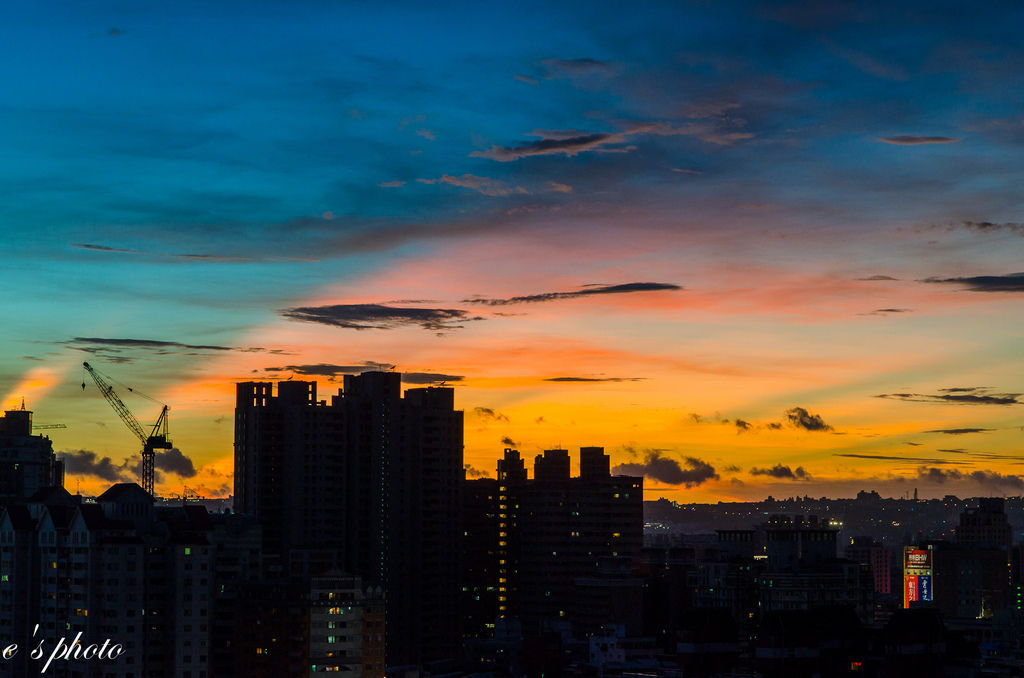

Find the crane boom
[[82, 362, 171, 496]]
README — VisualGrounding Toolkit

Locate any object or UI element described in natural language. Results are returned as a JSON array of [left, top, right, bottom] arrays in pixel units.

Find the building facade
[[234, 373, 463, 666]]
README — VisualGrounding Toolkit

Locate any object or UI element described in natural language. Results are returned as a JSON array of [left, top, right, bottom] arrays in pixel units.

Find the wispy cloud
[[544, 376, 645, 383], [876, 387, 1021, 405], [264, 363, 394, 378], [877, 136, 961, 145], [417, 174, 526, 196], [472, 132, 624, 161], [280, 304, 479, 331], [401, 372, 463, 384], [926, 427, 994, 435], [936, 221, 1024, 237], [474, 407, 509, 423], [463, 282, 681, 306], [472, 119, 752, 161], [74, 243, 252, 263], [66, 337, 284, 362], [69, 337, 232, 351], [540, 57, 614, 78], [836, 453, 957, 464]]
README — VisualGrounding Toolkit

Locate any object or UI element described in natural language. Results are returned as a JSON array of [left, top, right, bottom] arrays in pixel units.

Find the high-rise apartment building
[[0, 483, 218, 678], [466, 447, 643, 634], [0, 406, 63, 501], [234, 372, 463, 666]]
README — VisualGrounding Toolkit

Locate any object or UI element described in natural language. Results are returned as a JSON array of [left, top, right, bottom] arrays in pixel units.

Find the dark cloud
[[612, 451, 718, 487], [156, 448, 197, 478], [464, 282, 681, 306], [74, 243, 252, 263], [464, 464, 490, 478], [474, 407, 509, 423], [877, 136, 961, 145], [265, 363, 378, 378], [969, 470, 1024, 490], [785, 407, 833, 432], [470, 116, 753, 162], [876, 388, 1021, 405], [540, 57, 614, 77], [543, 376, 644, 383], [954, 221, 1024, 237], [860, 308, 912, 316], [58, 450, 127, 482], [856, 275, 899, 281], [918, 466, 960, 483], [67, 337, 283, 363], [70, 337, 233, 351], [471, 133, 624, 161], [401, 372, 464, 385], [922, 273, 1024, 292], [722, 464, 742, 473], [280, 304, 478, 331], [417, 174, 526, 197], [927, 428, 994, 435], [916, 467, 1024, 490], [836, 453, 956, 464], [734, 419, 752, 432], [749, 464, 811, 480], [501, 436, 518, 447]]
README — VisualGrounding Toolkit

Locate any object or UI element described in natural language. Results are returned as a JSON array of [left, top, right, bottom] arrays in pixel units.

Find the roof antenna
[[20, 397, 25, 410]]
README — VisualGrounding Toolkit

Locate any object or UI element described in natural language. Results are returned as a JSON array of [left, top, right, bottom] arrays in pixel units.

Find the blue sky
[[3, 1, 1024, 498]]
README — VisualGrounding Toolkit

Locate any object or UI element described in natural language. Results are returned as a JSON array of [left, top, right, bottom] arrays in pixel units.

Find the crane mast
[[82, 362, 171, 496]]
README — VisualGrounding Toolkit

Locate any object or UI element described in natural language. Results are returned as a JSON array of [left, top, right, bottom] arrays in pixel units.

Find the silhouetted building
[[956, 497, 1012, 550], [472, 446, 643, 634], [846, 536, 892, 595], [0, 483, 222, 678], [0, 406, 63, 500], [571, 556, 643, 635], [462, 477, 499, 638], [763, 514, 837, 569], [234, 373, 463, 666]]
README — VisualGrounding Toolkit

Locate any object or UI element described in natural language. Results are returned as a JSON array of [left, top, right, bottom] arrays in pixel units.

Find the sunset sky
[[3, 1, 1023, 500]]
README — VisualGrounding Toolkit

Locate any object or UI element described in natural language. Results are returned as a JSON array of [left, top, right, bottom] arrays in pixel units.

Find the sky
[[2, 0, 1024, 501]]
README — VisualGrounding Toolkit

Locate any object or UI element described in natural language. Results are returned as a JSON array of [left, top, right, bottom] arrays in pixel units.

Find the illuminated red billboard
[[905, 575, 919, 603], [903, 546, 934, 608], [904, 549, 932, 570]]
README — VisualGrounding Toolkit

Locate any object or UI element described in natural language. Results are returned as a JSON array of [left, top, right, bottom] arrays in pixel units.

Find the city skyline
[[3, 1, 1024, 501]]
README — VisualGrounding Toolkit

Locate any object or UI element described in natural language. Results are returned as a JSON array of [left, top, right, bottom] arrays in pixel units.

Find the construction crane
[[82, 362, 171, 496]]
